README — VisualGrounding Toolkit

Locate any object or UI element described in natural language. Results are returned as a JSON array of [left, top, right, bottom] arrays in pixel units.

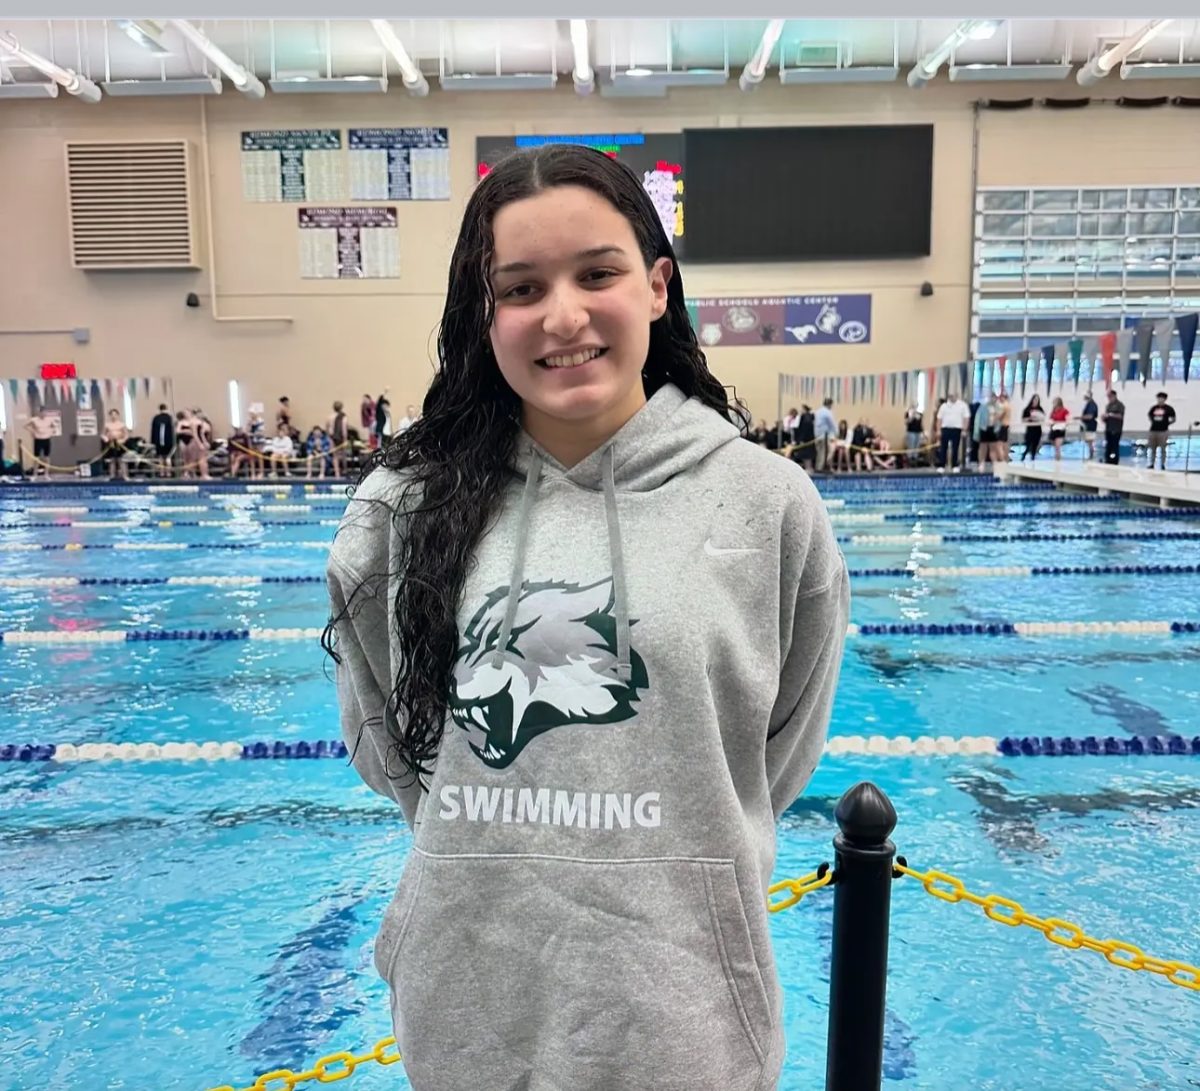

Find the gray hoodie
[[326, 382, 849, 1091]]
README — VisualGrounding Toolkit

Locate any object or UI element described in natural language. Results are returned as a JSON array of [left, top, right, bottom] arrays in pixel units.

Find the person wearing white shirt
[[265, 425, 295, 477], [936, 392, 970, 471]]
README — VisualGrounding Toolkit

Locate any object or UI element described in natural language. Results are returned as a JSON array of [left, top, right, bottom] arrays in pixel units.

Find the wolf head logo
[[450, 577, 648, 769]]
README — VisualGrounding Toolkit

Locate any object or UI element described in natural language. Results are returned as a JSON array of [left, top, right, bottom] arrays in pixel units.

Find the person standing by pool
[[325, 144, 849, 1091], [1048, 396, 1070, 461], [149, 403, 174, 478], [903, 403, 923, 466], [1103, 389, 1125, 465], [1079, 389, 1098, 461], [101, 409, 129, 480], [1146, 391, 1176, 470], [24, 408, 54, 478], [813, 397, 837, 472], [936, 391, 969, 472], [1020, 395, 1045, 461]]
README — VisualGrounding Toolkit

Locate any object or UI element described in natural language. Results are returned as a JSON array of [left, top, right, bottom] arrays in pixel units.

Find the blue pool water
[[2, 477, 1199, 1091]]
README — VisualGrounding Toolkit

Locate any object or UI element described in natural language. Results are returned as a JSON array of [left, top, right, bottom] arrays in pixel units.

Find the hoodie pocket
[[373, 850, 426, 983], [379, 850, 774, 1091]]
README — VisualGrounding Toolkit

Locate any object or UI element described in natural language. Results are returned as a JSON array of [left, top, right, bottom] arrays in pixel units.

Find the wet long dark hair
[[324, 144, 749, 787]]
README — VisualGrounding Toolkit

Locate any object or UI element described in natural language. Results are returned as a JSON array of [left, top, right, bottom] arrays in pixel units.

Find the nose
[[541, 283, 588, 341]]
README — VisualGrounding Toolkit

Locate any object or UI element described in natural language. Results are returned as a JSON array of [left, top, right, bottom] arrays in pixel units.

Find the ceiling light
[[1077, 19, 1173, 86], [166, 19, 264, 97], [569, 19, 593, 95], [268, 75, 388, 94], [0, 31, 101, 102], [103, 76, 223, 95], [369, 19, 429, 96]]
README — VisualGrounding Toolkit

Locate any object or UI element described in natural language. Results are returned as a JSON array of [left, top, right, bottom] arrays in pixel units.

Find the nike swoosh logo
[[704, 540, 760, 557]]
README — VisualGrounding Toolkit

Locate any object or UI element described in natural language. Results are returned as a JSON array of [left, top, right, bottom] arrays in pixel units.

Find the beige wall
[[2, 78, 1199, 453], [977, 102, 1200, 187]]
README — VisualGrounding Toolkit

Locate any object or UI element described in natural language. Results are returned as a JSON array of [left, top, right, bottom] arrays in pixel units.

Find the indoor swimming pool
[[2, 476, 1198, 1090]]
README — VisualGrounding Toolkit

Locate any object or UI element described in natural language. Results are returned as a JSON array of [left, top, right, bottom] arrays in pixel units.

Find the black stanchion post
[[825, 781, 898, 1091]]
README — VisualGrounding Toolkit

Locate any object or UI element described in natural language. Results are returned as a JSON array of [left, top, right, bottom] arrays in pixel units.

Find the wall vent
[[64, 140, 198, 270]]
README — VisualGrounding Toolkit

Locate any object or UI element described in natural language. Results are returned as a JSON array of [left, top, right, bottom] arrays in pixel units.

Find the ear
[[648, 257, 673, 321]]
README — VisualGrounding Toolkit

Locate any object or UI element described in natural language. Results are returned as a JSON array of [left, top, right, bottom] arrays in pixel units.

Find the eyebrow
[[492, 245, 627, 277]]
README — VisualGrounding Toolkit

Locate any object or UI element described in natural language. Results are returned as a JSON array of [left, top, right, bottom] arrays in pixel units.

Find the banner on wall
[[298, 207, 400, 279], [686, 294, 872, 347], [241, 129, 344, 203], [349, 128, 451, 201]]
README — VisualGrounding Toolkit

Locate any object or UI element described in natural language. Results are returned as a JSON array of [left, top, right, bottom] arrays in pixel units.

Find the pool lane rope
[[4, 734, 1199, 764], [5, 565, 1200, 591], [3, 620, 1200, 644]]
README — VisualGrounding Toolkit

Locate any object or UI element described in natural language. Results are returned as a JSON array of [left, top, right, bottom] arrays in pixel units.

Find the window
[[982, 191, 1027, 211], [982, 213, 1026, 237], [1032, 189, 1077, 211]]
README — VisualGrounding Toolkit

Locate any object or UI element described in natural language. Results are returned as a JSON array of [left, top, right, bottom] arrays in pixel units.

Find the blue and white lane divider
[[2, 620, 1198, 645], [5, 565, 1200, 592], [831, 509, 1200, 525], [1, 520, 342, 529], [843, 530, 1200, 544], [0, 542, 332, 552], [1, 628, 324, 644], [3, 733, 1198, 764], [0, 576, 325, 588]]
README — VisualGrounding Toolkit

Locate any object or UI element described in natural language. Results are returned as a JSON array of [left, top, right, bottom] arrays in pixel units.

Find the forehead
[[490, 185, 637, 265]]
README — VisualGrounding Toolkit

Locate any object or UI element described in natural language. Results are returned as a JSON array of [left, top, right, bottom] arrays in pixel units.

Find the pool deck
[[998, 461, 1200, 508]]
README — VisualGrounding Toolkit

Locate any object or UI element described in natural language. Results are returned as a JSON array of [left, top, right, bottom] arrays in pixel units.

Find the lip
[[537, 346, 609, 370], [537, 345, 607, 363]]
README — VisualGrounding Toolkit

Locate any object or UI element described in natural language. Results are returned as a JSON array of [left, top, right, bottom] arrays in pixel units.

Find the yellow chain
[[203, 1036, 401, 1091], [767, 864, 834, 913], [206, 859, 1200, 1089], [895, 862, 1200, 994]]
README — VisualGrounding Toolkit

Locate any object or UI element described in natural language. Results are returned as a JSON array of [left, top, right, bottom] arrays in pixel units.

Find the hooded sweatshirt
[[326, 382, 850, 1091]]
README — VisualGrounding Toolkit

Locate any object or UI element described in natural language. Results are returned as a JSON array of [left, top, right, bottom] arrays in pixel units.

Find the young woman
[[325, 145, 849, 1091], [1021, 394, 1046, 461], [1048, 396, 1070, 461]]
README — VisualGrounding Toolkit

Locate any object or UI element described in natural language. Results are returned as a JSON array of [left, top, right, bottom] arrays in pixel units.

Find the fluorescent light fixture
[[1077, 20, 1173, 86], [0, 31, 101, 102], [0, 80, 59, 98], [1121, 61, 1200, 79], [116, 19, 171, 56], [908, 19, 1005, 88], [166, 19, 264, 97], [102, 76, 223, 96], [369, 19, 429, 96], [440, 72, 557, 91], [123, 387, 134, 429], [269, 75, 387, 94], [780, 66, 899, 84], [228, 381, 241, 429], [569, 19, 593, 95], [739, 19, 786, 91], [612, 68, 728, 88], [949, 63, 1072, 82]]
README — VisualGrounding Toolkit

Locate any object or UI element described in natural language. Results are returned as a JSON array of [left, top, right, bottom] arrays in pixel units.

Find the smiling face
[[487, 184, 672, 448]]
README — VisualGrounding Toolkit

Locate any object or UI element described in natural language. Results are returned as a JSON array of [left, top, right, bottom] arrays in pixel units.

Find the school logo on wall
[[450, 577, 648, 769]]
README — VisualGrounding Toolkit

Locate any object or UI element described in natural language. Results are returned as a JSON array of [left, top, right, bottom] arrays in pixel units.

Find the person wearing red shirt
[[1048, 397, 1071, 461]]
